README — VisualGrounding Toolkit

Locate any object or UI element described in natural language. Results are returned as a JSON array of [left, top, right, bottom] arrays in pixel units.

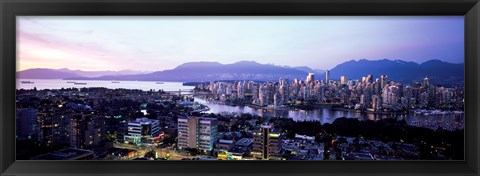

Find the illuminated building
[[123, 117, 160, 145], [70, 114, 106, 149], [252, 123, 283, 160], [325, 70, 330, 84], [367, 74, 373, 83], [306, 73, 315, 84], [380, 75, 388, 89], [340, 76, 347, 85], [177, 116, 218, 152], [423, 76, 430, 86], [177, 117, 197, 149]]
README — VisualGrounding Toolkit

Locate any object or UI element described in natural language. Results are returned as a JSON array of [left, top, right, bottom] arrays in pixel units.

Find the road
[[113, 142, 195, 160]]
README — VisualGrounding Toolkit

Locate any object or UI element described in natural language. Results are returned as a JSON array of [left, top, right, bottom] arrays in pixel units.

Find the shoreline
[[197, 98, 413, 115]]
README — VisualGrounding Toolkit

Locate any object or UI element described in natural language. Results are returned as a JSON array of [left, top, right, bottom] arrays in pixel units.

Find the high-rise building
[[177, 116, 218, 152], [237, 81, 245, 99], [325, 70, 330, 84], [366, 74, 373, 83], [423, 76, 430, 87], [252, 123, 283, 160], [258, 84, 268, 106], [372, 95, 380, 110], [37, 109, 75, 147], [340, 76, 348, 85], [197, 117, 218, 151], [177, 117, 197, 149], [380, 75, 388, 89], [70, 114, 106, 149], [306, 73, 315, 84], [16, 108, 39, 140], [123, 117, 160, 145], [273, 92, 281, 107]]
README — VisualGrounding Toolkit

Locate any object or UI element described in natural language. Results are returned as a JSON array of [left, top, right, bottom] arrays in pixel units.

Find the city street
[[113, 143, 194, 160]]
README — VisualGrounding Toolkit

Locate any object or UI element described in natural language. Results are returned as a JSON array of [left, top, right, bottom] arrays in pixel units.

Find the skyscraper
[[366, 74, 373, 83], [380, 75, 388, 89], [340, 76, 347, 85], [306, 73, 315, 84], [325, 70, 330, 84], [423, 76, 430, 86]]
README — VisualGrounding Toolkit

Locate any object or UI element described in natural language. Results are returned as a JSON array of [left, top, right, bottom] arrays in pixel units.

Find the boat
[[20, 81, 34, 84], [111, 81, 120, 83], [156, 82, 164, 84], [74, 82, 87, 85]]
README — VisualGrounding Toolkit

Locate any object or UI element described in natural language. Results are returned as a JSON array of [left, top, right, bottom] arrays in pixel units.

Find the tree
[[144, 150, 156, 159]]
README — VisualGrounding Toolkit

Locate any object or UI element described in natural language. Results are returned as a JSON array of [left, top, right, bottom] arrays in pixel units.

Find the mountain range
[[16, 68, 149, 79], [327, 59, 463, 87], [17, 59, 464, 86]]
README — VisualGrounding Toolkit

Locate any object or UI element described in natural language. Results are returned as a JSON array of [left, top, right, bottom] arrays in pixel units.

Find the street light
[[165, 152, 171, 159]]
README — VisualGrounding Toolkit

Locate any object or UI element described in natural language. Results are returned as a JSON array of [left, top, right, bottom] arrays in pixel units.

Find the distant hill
[[57, 68, 148, 78], [324, 59, 464, 87], [283, 66, 324, 76], [65, 61, 309, 82], [17, 68, 81, 79], [17, 68, 149, 79], [19, 59, 464, 87]]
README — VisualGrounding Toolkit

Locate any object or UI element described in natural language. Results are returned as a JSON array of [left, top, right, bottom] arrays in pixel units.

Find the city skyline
[[17, 16, 464, 72]]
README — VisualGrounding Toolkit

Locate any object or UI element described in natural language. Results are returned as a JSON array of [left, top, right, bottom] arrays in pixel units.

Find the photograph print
[[15, 16, 464, 160]]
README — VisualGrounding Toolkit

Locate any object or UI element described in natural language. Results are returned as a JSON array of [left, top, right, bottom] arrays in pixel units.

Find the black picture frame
[[1, 0, 479, 176]]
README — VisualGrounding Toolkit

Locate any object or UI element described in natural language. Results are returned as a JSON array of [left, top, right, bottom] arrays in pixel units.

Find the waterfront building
[[273, 92, 281, 107], [372, 95, 380, 110], [237, 81, 245, 99]]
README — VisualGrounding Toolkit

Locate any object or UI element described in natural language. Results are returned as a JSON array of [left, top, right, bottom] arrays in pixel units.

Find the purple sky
[[17, 16, 464, 72]]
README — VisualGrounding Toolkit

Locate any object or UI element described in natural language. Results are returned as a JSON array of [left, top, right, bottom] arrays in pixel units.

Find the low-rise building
[[124, 117, 160, 145]]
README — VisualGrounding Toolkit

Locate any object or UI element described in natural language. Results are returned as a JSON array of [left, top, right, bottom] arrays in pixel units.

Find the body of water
[[17, 79, 464, 131], [194, 98, 464, 131], [17, 79, 194, 91]]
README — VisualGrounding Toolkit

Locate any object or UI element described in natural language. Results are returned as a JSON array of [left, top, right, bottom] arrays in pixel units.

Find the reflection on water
[[194, 98, 464, 131]]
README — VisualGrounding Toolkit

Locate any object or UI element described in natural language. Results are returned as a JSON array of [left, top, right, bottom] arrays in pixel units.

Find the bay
[[194, 98, 464, 131], [16, 79, 194, 91], [17, 79, 464, 131]]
